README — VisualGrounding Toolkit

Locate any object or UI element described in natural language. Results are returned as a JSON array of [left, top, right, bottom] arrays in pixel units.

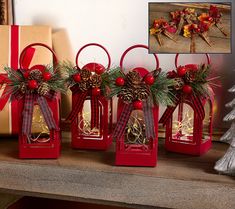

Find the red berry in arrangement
[[115, 77, 125, 86], [24, 71, 30, 79], [92, 87, 101, 96], [177, 66, 187, 77], [133, 100, 143, 110], [43, 72, 52, 81], [162, 22, 169, 27], [28, 80, 38, 89], [95, 66, 104, 75], [144, 75, 155, 85], [182, 85, 192, 94], [167, 70, 177, 78], [195, 28, 201, 33], [208, 17, 213, 22], [73, 73, 81, 82]]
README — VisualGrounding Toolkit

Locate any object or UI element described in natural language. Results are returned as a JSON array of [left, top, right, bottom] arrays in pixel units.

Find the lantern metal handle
[[175, 53, 211, 68], [120, 44, 159, 72], [75, 43, 111, 70], [19, 43, 58, 69]]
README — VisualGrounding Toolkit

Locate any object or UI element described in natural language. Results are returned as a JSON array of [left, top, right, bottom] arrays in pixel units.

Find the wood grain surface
[[0, 134, 234, 209]]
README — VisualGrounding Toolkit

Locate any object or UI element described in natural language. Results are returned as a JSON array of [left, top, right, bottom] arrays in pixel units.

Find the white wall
[[14, 0, 234, 128], [14, 0, 215, 70]]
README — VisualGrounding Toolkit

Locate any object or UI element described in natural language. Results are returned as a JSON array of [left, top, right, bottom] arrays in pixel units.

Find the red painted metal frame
[[18, 95, 61, 159], [115, 44, 159, 167], [164, 54, 213, 156], [71, 43, 113, 150], [18, 43, 61, 159]]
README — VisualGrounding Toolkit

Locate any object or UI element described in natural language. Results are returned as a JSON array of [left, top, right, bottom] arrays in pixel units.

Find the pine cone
[[126, 71, 142, 87], [29, 69, 43, 81], [119, 87, 134, 103], [185, 71, 195, 83], [37, 82, 50, 96], [90, 74, 102, 88], [80, 69, 91, 81], [20, 82, 27, 94], [174, 77, 184, 90], [78, 82, 90, 92], [135, 85, 150, 101]]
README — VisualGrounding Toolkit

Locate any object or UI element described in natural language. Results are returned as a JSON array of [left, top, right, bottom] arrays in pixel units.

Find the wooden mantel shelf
[[0, 134, 234, 209]]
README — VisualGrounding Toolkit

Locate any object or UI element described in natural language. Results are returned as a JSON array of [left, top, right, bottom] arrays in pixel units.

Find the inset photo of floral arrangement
[[149, 2, 231, 53]]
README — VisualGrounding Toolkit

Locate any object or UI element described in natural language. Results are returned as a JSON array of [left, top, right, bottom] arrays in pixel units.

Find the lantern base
[[165, 139, 212, 156], [115, 142, 157, 167], [71, 135, 112, 150], [18, 132, 61, 159]]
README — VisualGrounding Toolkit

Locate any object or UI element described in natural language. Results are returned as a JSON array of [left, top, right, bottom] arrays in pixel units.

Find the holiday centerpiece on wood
[[105, 45, 175, 167], [160, 54, 215, 155], [1, 43, 64, 159], [65, 43, 113, 150]]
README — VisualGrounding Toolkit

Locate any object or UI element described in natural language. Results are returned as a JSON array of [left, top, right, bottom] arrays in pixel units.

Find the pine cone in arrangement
[[185, 71, 195, 83], [90, 74, 102, 88], [37, 82, 50, 96], [126, 71, 142, 87], [135, 85, 150, 101], [29, 69, 43, 81], [20, 82, 27, 94], [119, 87, 134, 103], [78, 82, 90, 92], [174, 77, 184, 90], [80, 69, 91, 81]]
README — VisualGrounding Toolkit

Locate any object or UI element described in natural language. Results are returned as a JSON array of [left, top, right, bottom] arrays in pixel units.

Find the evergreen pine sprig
[[3, 64, 66, 97], [101, 67, 125, 97], [190, 64, 211, 97], [150, 72, 176, 106], [103, 67, 176, 106]]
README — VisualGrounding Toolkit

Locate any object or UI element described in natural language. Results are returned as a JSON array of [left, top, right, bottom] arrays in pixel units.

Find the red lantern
[[115, 45, 159, 167], [160, 54, 214, 155], [69, 43, 113, 150], [18, 43, 61, 159]]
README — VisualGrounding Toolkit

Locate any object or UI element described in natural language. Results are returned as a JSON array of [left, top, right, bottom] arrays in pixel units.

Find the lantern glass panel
[[30, 105, 50, 144], [124, 110, 150, 146], [172, 103, 194, 143], [77, 99, 102, 139], [202, 100, 211, 142]]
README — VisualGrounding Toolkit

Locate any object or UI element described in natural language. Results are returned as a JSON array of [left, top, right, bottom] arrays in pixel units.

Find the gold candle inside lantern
[[31, 105, 50, 143]]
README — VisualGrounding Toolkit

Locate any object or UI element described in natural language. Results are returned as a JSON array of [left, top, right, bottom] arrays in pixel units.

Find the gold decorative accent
[[30, 105, 50, 143]]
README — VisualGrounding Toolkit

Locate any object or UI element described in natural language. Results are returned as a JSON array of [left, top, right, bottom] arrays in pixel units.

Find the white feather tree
[[214, 85, 235, 175]]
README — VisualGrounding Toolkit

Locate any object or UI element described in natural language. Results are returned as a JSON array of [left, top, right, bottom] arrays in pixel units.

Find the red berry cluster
[[72, 68, 102, 96], [24, 70, 52, 90], [167, 66, 196, 94]]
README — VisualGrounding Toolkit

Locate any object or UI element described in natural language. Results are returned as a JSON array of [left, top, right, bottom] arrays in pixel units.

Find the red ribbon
[[159, 94, 205, 126], [0, 26, 21, 133], [66, 85, 100, 129]]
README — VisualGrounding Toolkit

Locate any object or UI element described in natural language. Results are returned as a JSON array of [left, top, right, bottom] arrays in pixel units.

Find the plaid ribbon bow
[[159, 94, 205, 126], [21, 91, 58, 137], [66, 85, 99, 129], [113, 99, 156, 140]]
